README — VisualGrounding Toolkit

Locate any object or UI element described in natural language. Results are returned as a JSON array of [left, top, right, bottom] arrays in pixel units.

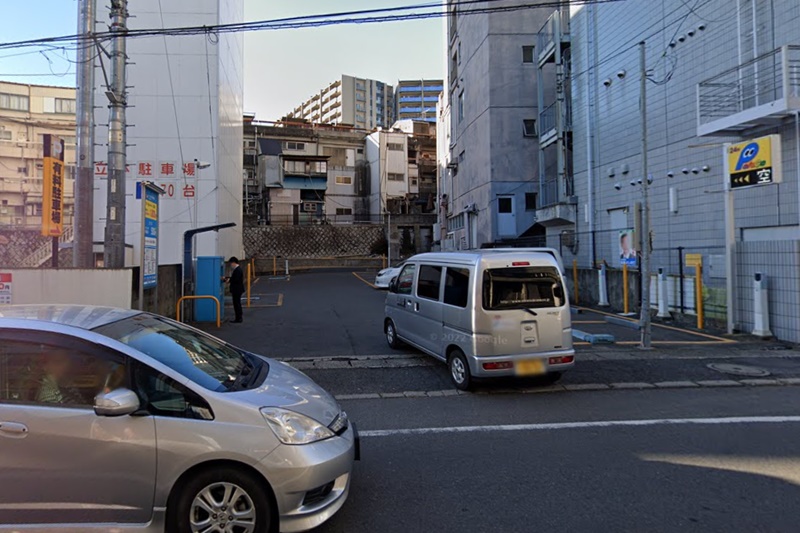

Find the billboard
[[727, 135, 782, 190], [618, 229, 637, 267], [143, 184, 160, 289], [41, 134, 65, 237]]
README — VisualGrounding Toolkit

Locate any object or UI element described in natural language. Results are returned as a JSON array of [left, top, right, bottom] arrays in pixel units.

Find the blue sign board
[[143, 185, 159, 289]]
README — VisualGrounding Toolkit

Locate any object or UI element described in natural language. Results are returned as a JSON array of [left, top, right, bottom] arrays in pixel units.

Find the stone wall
[[244, 224, 385, 260]]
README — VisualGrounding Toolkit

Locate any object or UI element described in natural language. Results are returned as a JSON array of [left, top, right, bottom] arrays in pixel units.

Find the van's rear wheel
[[448, 349, 472, 391], [385, 319, 401, 349]]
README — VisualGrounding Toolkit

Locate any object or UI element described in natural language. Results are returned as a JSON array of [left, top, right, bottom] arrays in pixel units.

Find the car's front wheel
[[171, 467, 273, 533], [386, 319, 401, 349]]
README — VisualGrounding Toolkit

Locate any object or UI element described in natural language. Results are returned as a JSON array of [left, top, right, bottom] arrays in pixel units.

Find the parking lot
[[198, 270, 800, 532]]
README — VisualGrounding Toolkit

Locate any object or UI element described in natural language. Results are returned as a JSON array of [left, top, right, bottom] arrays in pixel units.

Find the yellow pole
[[572, 260, 579, 304], [623, 263, 629, 315], [382, 254, 387, 269], [273, 255, 277, 276], [696, 264, 704, 329], [246, 261, 251, 308]]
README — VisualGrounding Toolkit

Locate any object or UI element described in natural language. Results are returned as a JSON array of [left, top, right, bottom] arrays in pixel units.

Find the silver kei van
[[384, 249, 575, 390]]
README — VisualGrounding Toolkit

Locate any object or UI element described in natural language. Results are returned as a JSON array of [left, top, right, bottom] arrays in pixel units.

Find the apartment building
[[441, 0, 552, 250], [394, 79, 444, 123], [255, 122, 368, 225], [0, 81, 76, 229], [286, 75, 394, 130]]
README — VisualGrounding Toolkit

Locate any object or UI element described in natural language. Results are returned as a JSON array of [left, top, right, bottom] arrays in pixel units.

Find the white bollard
[[752, 272, 772, 337], [598, 263, 610, 307], [657, 268, 670, 318]]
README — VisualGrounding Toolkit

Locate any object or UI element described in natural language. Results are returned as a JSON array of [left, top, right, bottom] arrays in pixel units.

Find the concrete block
[[778, 377, 800, 386], [335, 393, 380, 400], [653, 381, 700, 388], [403, 391, 428, 398], [564, 383, 611, 391], [609, 382, 656, 390], [379, 392, 406, 399], [739, 379, 780, 386], [696, 380, 743, 387]]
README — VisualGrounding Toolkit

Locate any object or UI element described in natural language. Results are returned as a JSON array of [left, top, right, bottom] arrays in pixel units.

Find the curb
[[334, 377, 800, 401]]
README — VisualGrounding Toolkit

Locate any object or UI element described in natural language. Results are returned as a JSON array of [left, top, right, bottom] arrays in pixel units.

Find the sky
[[0, 0, 445, 121]]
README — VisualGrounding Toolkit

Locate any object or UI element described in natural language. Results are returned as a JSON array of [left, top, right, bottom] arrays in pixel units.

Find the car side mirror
[[94, 388, 141, 417], [388, 277, 398, 293]]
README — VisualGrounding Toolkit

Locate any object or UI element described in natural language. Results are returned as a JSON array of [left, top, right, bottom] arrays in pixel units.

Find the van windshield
[[482, 266, 564, 310]]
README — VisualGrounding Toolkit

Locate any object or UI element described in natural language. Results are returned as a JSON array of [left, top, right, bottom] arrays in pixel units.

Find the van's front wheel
[[385, 319, 401, 349], [448, 349, 472, 391]]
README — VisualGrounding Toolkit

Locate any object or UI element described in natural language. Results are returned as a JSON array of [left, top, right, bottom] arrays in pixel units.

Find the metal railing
[[22, 224, 74, 267], [538, 101, 572, 140], [176, 295, 221, 328], [698, 45, 800, 126]]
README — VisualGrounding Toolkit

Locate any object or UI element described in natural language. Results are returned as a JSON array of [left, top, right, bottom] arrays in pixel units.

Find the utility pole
[[74, 0, 96, 268], [104, 0, 129, 268], [639, 41, 652, 349]]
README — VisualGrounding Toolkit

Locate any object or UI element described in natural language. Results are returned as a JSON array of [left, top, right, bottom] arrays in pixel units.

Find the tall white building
[[93, 0, 244, 266], [287, 75, 394, 130]]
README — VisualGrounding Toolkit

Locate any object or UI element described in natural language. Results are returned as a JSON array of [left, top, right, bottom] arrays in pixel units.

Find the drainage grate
[[707, 363, 771, 377]]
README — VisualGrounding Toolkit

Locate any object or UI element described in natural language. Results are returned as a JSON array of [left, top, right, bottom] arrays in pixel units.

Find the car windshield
[[482, 266, 565, 310], [95, 314, 262, 392]]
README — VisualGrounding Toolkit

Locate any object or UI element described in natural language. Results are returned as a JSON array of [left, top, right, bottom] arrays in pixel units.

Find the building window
[[525, 192, 537, 211], [335, 176, 352, 185], [0, 128, 11, 141], [53, 98, 76, 114], [285, 141, 305, 151], [387, 143, 404, 151], [335, 208, 353, 215], [388, 173, 404, 181], [457, 91, 464, 123], [448, 213, 465, 231], [522, 46, 535, 64], [523, 119, 537, 137], [0, 93, 29, 111]]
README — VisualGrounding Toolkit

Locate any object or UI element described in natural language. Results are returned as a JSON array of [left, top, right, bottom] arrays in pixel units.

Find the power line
[[0, 0, 623, 52]]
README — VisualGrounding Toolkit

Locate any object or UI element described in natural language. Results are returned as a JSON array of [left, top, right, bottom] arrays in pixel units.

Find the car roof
[[0, 305, 141, 330], [405, 250, 563, 271]]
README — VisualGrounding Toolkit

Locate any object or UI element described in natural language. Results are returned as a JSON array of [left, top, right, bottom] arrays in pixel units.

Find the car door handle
[[0, 421, 29, 436], [414, 302, 420, 312]]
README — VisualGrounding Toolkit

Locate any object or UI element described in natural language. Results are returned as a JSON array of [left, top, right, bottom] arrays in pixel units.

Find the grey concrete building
[[565, 0, 800, 342], [440, 0, 553, 251], [286, 75, 394, 130]]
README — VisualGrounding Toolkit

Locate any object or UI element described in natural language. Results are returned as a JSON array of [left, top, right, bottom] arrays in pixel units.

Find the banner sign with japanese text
[[42, 134, 65, 237]]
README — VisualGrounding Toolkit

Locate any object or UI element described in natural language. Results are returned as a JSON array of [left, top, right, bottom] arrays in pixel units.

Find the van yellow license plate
[[515, 359, 545, 376]]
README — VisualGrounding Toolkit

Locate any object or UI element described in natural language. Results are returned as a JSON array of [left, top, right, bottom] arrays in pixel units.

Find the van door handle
[[0, 421, 29, 436], [414, 302, 420, 312]]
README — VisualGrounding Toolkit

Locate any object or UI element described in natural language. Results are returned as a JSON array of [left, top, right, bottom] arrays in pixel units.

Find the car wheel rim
[[387, 324, 395, 344], [451, 357, 466, 384], [190, 482, 256, 533]]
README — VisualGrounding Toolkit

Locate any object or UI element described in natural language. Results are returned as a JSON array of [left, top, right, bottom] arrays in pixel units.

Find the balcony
[[537, 10, 570, 67], [698, 45, 800, 136], [538, 101, 572, 147]]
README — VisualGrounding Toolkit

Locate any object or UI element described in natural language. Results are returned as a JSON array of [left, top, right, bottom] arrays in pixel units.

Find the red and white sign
[[0, 273, 12, 305], [159, 161, 176, 177]]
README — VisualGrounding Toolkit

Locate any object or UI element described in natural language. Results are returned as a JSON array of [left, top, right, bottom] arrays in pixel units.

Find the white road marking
[[358, 416, 800, 438]]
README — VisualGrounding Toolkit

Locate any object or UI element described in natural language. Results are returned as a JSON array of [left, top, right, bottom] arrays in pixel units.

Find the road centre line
[[358, 415, 800, 438]]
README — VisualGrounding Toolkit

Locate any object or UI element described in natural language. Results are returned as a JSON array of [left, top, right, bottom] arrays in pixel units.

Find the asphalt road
[[205, 271, 800, 532], [320, 387, 800, 533]]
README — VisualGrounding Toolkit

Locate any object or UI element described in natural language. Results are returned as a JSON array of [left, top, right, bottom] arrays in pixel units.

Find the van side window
[[396, 264, 416, 295], [444, 267, 470, 308], [417, 265, 443, 301]]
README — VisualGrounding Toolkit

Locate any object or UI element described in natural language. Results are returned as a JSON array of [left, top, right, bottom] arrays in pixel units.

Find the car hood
[[233, 358, 340, 425]]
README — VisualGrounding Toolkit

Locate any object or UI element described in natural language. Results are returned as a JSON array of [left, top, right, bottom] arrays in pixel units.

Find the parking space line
[[575, 306, 736, 343], [352, 271, 377, 289], [615, 340, 731, 345], [573, 320, 606, 324]]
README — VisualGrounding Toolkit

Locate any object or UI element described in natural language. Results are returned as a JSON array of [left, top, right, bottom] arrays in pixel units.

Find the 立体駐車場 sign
[[727, 135, 782, 190]]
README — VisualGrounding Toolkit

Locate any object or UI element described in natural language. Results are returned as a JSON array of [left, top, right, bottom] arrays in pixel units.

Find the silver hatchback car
[[0, 305, 358, 533]]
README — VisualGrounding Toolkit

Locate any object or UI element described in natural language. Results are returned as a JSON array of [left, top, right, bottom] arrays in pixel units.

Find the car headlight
[[377, 269, 388, 276], [260, 407, 335, 445]]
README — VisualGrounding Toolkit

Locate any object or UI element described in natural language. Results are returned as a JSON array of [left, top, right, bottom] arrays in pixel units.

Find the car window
[[132, 361, 214, 420], [417, 265, 443, 301], [444, 267, 470, 308], [0, 334, 124, 408], [396, 264, 416, 295], [482, 266, 565, 310], [95, 314, 263, 393]]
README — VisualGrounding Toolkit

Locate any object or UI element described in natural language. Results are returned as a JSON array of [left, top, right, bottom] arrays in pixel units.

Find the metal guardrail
[[698, 45, 800, 125], [176, 295, 221, 328]]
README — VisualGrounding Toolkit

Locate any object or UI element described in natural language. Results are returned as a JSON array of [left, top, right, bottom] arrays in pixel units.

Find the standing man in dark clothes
[[224, 257, 245, 323]]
